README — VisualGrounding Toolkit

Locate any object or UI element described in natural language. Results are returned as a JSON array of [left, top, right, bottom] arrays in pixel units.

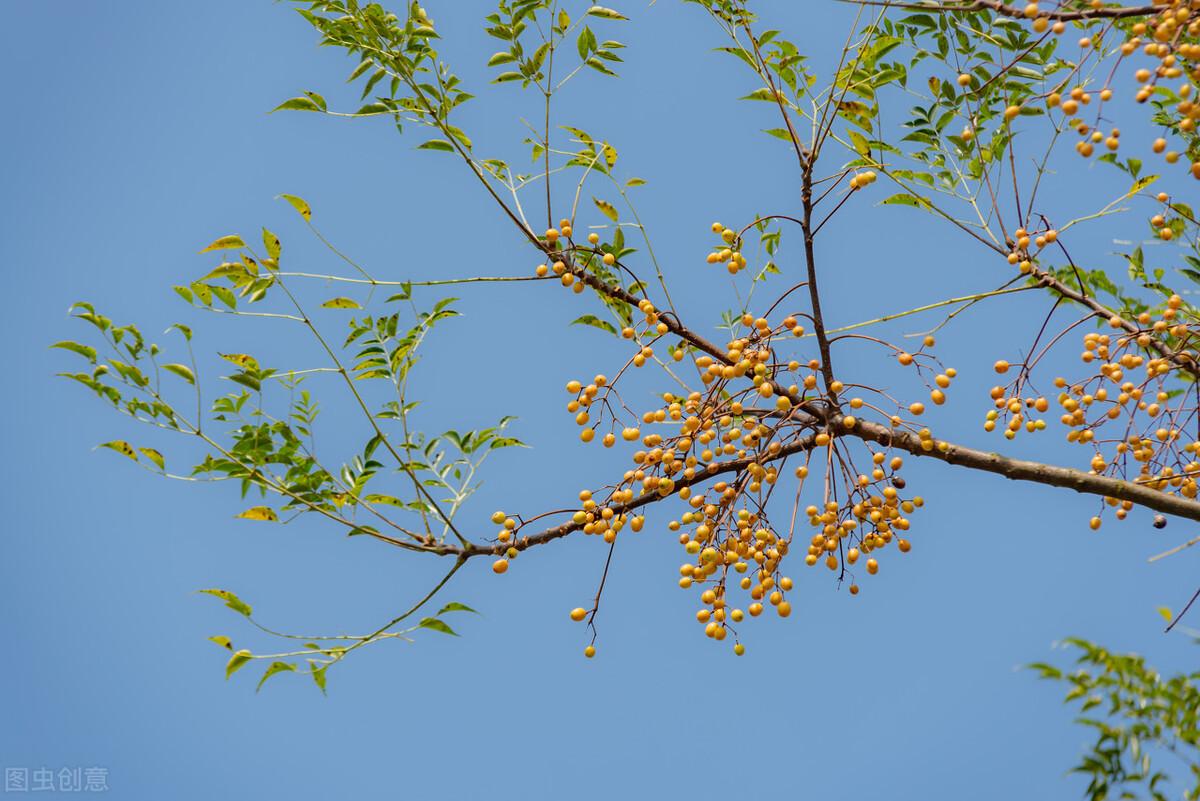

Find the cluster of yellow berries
[[988, 294, 1200, 525], [534, 217, 620, 295], [1004, 225, 1058, 274], [705, 222, 748, 274], [516, 216, 950, 655], [1018, 0, 1200, 177], [983, 359, 1052, 439], [1150, 191, 1183, 240]]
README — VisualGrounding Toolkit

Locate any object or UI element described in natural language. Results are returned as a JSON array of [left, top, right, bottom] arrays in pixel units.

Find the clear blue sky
[[3, 2, 1197, 798]]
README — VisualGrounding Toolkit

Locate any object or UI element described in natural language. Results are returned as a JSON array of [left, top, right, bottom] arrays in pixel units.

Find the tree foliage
[[53, 0, 1200, 725]]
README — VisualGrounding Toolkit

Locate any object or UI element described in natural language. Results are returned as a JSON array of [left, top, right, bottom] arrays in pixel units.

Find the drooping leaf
[[198, 588, 253, 617], [278, 194, 311, 221], [225, 649, 252, 679], [437, 602, 478, 615], [418, 617, 459, 636], [256, 661, 297, 692], [138, 447, 165, 470]]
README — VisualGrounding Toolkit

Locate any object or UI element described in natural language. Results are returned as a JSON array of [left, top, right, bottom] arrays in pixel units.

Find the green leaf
[[162, 363, 195, 385], [310, 663, 328, 694], [100, 440, 138, 461], [593, 197, 618, 222], [880, 193, 931, 209], [198, 588, 253, 617], [320, 297, 362, 310], [625, 177, 646, 187], [418, 617, 459, 636], [487, 51, 516, 66], [51, 340, 97, 363], [492, 71, 524, 83], [199, 235, 245, 254], [208, 635, 233, 650], [418, 139, 455, 152], [256, 661, 297, 692], [437, 602, 478, 615], [848, 130, 871, 156], [572, 314, 618, 335], [278, 194, 311, 221], [271, 95, 324, 113], [741, 87, 778, 102], [237, 506, 279, 522], [363, 494, 404, 507], [586, 5, 628, 20], [225, 649, 252, 679], [138, 447, 165, 470]]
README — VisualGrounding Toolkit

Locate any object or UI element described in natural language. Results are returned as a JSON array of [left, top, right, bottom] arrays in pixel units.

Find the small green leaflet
[[162, 363, 195, 384], [880, 193, 932, 210], [198, 588, 253, 617], [419, 139, 455, 152], [208, 635, 233, 650], [256, 661, 297, 692], [437, 602, 478, 615], [51, 340, 97, 363], [573, 315, 618, 335], [271, 93, 326, 113], [418, 617, 458, 636]]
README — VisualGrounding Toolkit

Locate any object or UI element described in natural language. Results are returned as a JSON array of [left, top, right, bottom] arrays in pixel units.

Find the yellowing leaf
[[279, 194, 311, 221], [220, 353, 259, 370], [321, 297, 362, 310], [593, 197, 618, 222], [199, 235, 246, 254], [1158, 606, 1174, 622], [138, 448, 165, 470], [237, 506, 279, 522], [1127, 174, 1159, 197], [100, 440, 138, 461]]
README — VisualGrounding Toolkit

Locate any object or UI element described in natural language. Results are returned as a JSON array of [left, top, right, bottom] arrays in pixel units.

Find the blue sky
[[3, 2, 1198, 798]]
